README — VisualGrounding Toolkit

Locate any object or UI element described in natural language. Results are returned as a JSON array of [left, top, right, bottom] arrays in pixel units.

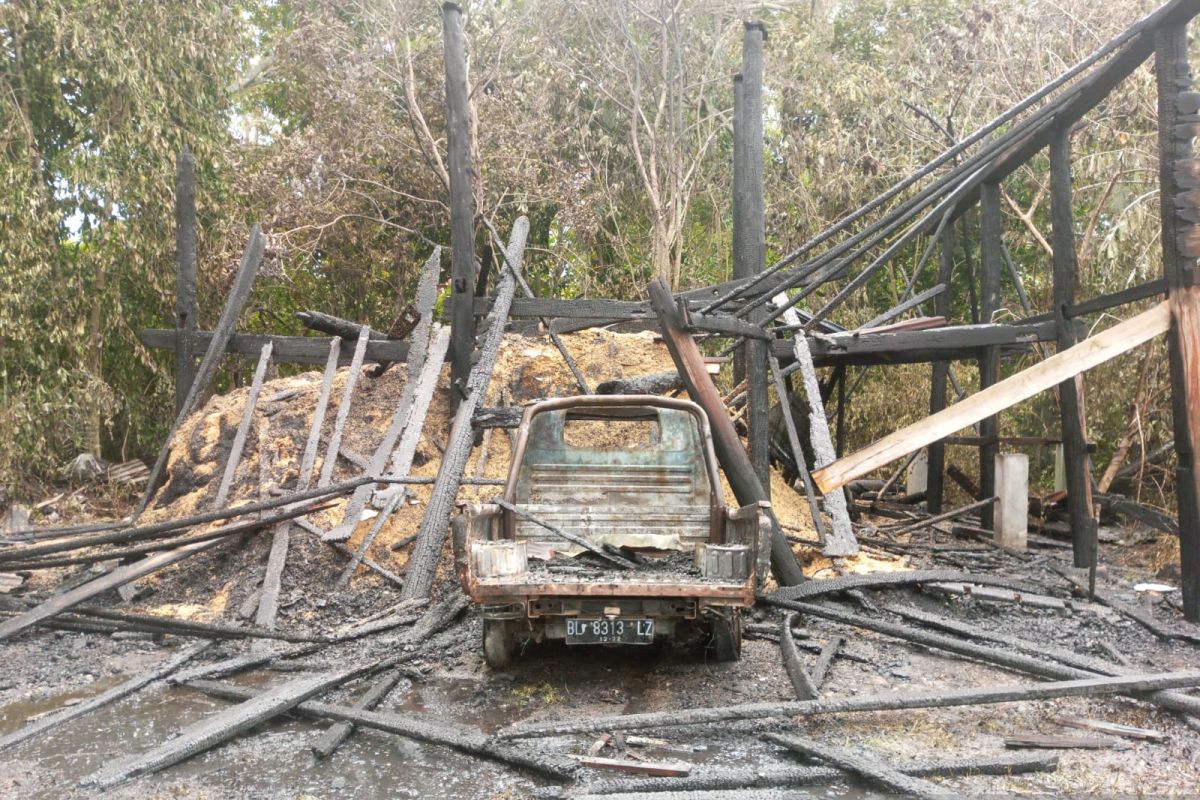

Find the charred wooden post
[[648, 279, 805, 586], [174, 148, 198, 415], [443, 1, 476, 410], [1156, 21, 1200, 621], [926, 225, 955, 513], [736, 23, 772, 492], [1050, 127, 1098, 569], [977, 184, 1003, 529], [731, 74, 746, 388]]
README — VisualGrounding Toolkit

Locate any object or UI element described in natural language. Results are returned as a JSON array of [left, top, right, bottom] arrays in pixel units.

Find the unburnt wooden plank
[[812, 302, 1172, 493]]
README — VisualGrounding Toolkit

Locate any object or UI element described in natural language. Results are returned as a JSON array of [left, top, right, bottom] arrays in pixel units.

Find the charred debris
[[3, 1, 1200, 797]]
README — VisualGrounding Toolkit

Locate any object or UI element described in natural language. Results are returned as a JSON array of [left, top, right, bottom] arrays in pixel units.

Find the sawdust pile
[[140, 329, 830, 613]]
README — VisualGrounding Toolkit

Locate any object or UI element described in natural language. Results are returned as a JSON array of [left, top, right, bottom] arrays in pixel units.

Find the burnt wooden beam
[[779, 612, 819, 700], [135, 225, 265, 519], [774, 296, 857, 556], [1050, 128, 1099, 569], [927, 226, 956, 513], [648, 279, 805, 586], [1021, 279, 1170, 324], [764, 733, 945, 799], [174, 148, 198, 415], [978, 184, 1003, 530], [500, 669, 1200, 740], [311, 669, 405, 760], [403, 218, 529, 600], [772, 320, 1057, 367], [0, 642, 209, 755], [1157, 22, 1200, 621], [143, 330, 411, 366], [443, 2, 476, 408]]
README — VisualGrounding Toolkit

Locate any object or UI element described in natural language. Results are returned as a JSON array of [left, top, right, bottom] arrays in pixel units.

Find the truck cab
[[452, 395, 771, 667]]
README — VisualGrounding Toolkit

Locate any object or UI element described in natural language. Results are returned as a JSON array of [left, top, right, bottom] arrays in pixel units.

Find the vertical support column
[[1156, 23, 1200, 621], [977, 184, 1003, 529], [926, 224, 955, 514], [737, 21, 771, 491], [174, 147, 198, 416], [443, 2, 476, 411], [1050, 127, 1097, 569], [994, 453, 1029, 550], [731, 74, 745, 387]]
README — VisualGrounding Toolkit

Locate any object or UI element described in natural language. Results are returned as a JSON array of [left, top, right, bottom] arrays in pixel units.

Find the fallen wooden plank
[[497, 670, 1200, 739], [779, 613, 818, 700], [65, 607, 327, 643], [1004, 733, 1122, 749], [810, 635, 845, 689], [317, 326, 371, 488], [403, 218, 529, 600], [0, 642, 209, 754], [812, 302, 1171, 492], [924, 582, 1067, 609], [213, 342, 273, 508], [311, 669, 405, 759], [764, 732, 944, 799], [571, 751, 1058, 796], [85, 668, 365, 789], [135, 226, 266, 519], [574, 755, 691, 777], [771, 569, 1046, 602], [325, 252, 443, 544], [185, 678, 574, 781], [773, 294, 857, 556], [883, 604, 1200, 719], [1054, 715, 1166, 741], [0, 476, 372, 562]]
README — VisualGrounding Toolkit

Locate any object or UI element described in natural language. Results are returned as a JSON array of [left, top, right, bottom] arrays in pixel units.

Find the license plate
[[565, 618, 655, 645]]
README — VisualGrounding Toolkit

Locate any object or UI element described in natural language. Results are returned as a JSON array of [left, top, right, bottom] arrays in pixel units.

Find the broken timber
[[0, 499, 337, 641], [0, 642, 209, 755], [186, 678, 574, 781], [812, 302, 1173, 492], [135, 225, 266, 519], [764, 733, 945, 799], [498, 670, 1200, 739], [86, 668, 369, 789], [317, 325, 371, 488], [324, 247, 443, 544], [402, 217, 529, 600], [311, 669, 405, 759], [766, 598, 1200, 719], [647, 278, 804, 586], [779, 612, 818, 700], [213, 341, 273, 508], [772, 292, 857, 556], [571, 752, 1058, 796]]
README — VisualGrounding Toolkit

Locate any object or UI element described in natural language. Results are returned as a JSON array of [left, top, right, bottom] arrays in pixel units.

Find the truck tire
[[483, 619, 515, 669], [709, 612, 742, 662]]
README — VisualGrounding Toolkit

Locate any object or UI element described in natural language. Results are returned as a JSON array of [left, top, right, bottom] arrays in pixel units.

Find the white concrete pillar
[[906, 448, 929, 495], [994, 452, 1029, 550]]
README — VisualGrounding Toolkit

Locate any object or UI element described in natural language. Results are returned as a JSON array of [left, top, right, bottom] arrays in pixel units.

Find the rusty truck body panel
[[453, 395, 771, 665]]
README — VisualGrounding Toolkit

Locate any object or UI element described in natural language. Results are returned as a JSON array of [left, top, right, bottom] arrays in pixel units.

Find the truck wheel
[[483, 620, 515, 669], [709, 613, 742, 662]]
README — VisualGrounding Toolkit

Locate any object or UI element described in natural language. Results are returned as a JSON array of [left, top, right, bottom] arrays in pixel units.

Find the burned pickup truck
[[453, 395, 771, 667]]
